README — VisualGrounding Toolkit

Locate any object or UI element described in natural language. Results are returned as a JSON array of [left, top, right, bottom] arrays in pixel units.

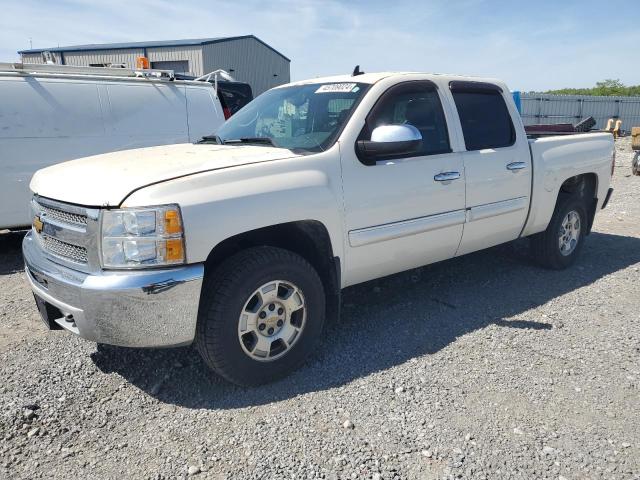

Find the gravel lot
[[1, 137, 639, 480]]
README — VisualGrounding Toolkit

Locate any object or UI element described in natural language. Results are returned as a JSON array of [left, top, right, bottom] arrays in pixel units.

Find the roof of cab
[[283, 71, 506, 88], [286, 72, 400, 86]]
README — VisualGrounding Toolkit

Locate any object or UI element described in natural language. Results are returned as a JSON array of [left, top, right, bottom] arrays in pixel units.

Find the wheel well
[[203, 221, 341, 321], [558, 173, 598, 233]]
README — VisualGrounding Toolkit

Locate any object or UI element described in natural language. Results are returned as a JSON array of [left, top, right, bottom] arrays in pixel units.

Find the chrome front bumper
[[23, 231, 204, 348]]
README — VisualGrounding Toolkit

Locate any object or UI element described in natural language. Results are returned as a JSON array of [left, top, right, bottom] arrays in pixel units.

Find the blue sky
[[1, 0, 637, 91]]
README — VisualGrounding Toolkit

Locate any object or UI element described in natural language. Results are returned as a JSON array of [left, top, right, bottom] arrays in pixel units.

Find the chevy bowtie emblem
[[33, 215, 43, 234]]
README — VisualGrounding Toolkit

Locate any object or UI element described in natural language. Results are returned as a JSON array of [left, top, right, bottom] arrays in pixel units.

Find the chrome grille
[[43, 235, 88, 264], [32, 196, 99, 273], [38, 203, 87, 226]]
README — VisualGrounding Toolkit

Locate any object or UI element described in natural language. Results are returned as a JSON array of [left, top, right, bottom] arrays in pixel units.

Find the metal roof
[[18, 35, 290, 61]]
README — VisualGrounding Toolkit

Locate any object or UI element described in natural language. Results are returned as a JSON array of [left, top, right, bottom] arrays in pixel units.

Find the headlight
[[100, 205, 185, 268]]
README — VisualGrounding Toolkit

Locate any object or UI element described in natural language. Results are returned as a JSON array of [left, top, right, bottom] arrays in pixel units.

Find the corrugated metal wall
[[20, 49, 144, 67], [63, 49, 144, 67], [20, 52, 48, 63], [20, 47, 202, 74], [19, 39, 288, 95], [146, 46, 202, 75], [202, 38, 290, 95], [520, 93, 640, 130]]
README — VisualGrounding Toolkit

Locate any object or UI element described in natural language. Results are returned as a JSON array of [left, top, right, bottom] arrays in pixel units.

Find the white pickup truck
[[23, 72, 615, 385]]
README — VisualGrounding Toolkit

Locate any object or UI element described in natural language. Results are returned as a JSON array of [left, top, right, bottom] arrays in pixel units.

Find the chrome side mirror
[[371, 124, 422, 143], [356, 125, 422, 164]]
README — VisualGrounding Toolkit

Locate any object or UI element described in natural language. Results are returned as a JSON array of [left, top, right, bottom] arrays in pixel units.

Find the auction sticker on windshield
[[315, 83, 358, 93]]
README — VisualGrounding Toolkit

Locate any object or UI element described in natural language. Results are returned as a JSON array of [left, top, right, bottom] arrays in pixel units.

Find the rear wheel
[[196, 246, 325, 386], [530, 195, 587, 270]]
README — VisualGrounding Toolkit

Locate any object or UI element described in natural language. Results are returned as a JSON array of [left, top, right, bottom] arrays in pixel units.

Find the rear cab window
[[449, 81, 515, 151]]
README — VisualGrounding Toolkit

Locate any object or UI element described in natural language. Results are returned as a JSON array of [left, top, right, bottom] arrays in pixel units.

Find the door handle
[[506, 162, 527, 171], [434, 172, 461, 182]]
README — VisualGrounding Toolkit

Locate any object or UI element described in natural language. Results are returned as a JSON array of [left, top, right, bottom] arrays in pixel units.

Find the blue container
[[512, 91, 522, 114]]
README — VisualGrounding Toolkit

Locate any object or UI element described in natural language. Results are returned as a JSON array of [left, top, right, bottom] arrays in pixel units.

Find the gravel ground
[[1, 137, 639, 480]]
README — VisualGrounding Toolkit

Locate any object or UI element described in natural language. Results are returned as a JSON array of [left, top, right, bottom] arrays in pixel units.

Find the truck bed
[[526, 130, 609, 139], [522, 132, 614, 237]]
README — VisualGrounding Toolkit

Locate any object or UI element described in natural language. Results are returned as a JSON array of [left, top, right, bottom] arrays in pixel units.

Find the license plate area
[[33, 294, 63, 331], [29, 268, 49, 289]]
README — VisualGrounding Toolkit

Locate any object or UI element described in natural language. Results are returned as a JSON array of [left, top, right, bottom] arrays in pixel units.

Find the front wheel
[[196, 246, 325, 386], [530, 195, 587, 270]]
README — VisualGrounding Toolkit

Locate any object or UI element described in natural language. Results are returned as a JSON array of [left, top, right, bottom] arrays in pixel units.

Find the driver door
[[339, 80, 466, 286]]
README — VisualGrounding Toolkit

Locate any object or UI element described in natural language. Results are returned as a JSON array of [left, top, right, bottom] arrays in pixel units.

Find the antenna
[[352, 65, 364, 76]]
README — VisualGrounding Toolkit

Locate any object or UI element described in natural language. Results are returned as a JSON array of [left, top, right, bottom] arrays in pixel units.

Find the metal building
[[518, 92, 640, 131], [18, 35, 290, 95]]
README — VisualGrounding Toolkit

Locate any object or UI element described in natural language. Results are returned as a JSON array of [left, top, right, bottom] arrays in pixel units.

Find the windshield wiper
[[222, 137, 277, 147]]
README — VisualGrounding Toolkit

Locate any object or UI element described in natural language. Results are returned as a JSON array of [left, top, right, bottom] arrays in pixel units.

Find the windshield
[[213, 82, 369, 153]]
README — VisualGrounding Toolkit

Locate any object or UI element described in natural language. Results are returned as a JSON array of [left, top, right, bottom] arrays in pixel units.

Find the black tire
[[530, 194, 588, 270], [633, 152, 640, 176], [196, 246, 325, 386]]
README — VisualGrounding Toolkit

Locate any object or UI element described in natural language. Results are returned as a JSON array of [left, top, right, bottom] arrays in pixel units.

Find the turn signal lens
[[164, 209, 182, 235], [165, 238, 184, 262]]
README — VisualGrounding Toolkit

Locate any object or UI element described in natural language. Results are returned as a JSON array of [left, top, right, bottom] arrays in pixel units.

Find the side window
[[451, 86, 515, 150], [361, 81, 451, 160]]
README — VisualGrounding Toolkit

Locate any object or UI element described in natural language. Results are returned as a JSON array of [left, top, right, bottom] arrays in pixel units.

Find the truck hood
[[30, 143, 301, 206]]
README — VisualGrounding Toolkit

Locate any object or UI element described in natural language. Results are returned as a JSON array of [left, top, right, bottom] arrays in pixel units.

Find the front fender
[[122, 150, 345, 265]]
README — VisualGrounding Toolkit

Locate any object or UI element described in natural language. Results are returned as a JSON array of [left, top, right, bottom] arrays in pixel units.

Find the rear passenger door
[[449, 81, 532, 256]]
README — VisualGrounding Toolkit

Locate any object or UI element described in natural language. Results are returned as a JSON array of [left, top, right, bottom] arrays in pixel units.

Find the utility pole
[[29, 37, 32, 49]]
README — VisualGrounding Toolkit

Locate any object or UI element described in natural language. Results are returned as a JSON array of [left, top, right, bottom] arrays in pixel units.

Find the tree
[[545, 79, 640, 96]]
